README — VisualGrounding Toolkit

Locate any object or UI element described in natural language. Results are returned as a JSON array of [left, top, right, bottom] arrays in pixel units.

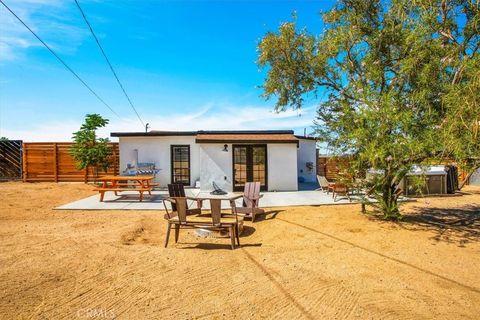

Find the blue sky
[[0, 0, 334, 141]]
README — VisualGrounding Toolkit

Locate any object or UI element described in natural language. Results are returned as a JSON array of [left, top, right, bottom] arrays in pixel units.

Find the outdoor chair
[[234, 182, 264, 222], [163, 197, 241, 250], [316, 175, 335, 194], [167, 184, 202, 218], [333, 183, 351, 202]]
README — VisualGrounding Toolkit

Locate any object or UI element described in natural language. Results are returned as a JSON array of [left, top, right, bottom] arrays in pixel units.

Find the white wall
[[118, 137, 300, 191], [199, 144, 233, 191], [200, 143, 299, 192], [268, 144, 298, 191], [118, 136, 199, 187], [470, 168, 480, 186], [297, 139, 317, 183]]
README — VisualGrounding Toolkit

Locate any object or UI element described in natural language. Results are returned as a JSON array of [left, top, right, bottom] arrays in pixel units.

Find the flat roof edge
[[111, 130, 296, 137], [294, 135, 316, 141], [195, 139, 299, 144], [111, 131, 197, 137], [197, 130, 294, 135]]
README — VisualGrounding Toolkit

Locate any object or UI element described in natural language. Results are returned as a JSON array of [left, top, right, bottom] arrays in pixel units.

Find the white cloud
[[0, 0, 87, 61], [1, 103, 317, 141]]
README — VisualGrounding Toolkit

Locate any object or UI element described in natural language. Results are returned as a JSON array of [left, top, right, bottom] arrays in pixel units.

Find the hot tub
[[403, 165, 447, 196]]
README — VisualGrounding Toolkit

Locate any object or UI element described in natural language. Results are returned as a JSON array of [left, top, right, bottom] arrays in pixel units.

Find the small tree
[[258, 0, 480, 219], [71, 114, 112, 181]]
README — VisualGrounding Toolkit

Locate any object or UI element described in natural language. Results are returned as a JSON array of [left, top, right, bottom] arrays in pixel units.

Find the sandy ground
[[0, 182, 479, 319]]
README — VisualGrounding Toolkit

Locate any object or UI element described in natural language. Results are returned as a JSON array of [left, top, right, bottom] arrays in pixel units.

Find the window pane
[[234, 147, 247, 187], [172, 146, 190, 184]]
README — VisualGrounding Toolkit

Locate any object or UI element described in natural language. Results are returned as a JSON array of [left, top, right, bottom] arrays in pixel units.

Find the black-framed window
[[171, 145, 190, 185]]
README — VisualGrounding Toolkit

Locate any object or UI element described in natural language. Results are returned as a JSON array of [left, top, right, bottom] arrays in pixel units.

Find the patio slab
[[55, 188, 358, 210]]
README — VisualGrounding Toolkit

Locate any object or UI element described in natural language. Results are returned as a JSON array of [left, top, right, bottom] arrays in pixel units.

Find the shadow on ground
[[240, 225, 256, 237], [400, 205, 480, 245], [105, 194, 168, 203], [181, 243, 262, 250], [255, 210, 285, 222]]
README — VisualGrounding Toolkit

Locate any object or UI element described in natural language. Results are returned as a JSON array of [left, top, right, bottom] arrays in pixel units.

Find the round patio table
[[191, 192, 244, 238]]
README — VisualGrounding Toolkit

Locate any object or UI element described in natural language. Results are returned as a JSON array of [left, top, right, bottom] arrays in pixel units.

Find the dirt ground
[[0, 182, 479, 319]]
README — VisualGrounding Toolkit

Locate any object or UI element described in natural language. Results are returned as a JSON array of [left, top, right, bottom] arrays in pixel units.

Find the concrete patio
[[56, 188, 360, 211]]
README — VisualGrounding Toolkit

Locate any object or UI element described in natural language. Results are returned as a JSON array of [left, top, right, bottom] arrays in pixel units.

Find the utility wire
[[74, 0, 145, 128], [0, 0, 120, 118]]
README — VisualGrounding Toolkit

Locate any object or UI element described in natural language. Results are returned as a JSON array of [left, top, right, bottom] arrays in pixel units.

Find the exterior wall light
[[223, 144, 228, 152]]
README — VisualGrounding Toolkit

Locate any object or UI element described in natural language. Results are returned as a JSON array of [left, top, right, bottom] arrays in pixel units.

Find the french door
[[171, 145, 190, 185], [233, 145, 267, 191]]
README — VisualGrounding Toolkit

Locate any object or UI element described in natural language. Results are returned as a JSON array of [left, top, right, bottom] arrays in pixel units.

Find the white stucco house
[[111, 130, 317, 192]]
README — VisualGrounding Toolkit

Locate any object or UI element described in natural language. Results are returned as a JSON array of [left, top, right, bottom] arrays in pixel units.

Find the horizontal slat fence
[[0, 140, 22, 180], [318, 156, 469, 184], [23, 142, 118, 182], [317, 156, 350, 181]]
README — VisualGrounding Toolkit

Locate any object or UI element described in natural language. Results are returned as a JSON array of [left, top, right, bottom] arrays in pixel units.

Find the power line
[[74, 0, 145, 128], [0, 0, 120, 118]]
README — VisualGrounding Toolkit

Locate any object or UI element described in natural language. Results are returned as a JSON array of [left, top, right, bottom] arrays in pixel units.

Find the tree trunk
[[93, 166, 98, 184], [459, 165, 480, 190], [382, 172, 400, 219], [84, 165, 88, 184]]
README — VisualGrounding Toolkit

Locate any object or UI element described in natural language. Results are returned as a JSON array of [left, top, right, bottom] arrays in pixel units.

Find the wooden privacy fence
[[23, 142, 119, 182], [0, 140, 23, 180], [318, 156, 469, 184], [317, 156, 350, 181]]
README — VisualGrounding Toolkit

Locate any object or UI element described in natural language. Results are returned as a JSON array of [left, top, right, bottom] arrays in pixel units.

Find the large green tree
[[258, 0, 480, 219], [436, 0, 480, 187], [71, 114, 112, 179]]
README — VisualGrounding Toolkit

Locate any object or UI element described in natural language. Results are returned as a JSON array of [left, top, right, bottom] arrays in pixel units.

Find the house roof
[[111, 130, 302, 144], [110, 131, 197, 137], [294, 135, 317, 141], [195, 132, 299, 144]]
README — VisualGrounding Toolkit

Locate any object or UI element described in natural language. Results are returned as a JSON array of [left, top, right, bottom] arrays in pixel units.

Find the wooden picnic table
[[95, 175, 157, 202]]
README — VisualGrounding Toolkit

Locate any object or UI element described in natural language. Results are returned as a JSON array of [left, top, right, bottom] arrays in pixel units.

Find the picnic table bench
[[94, 175, 156, 202]]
